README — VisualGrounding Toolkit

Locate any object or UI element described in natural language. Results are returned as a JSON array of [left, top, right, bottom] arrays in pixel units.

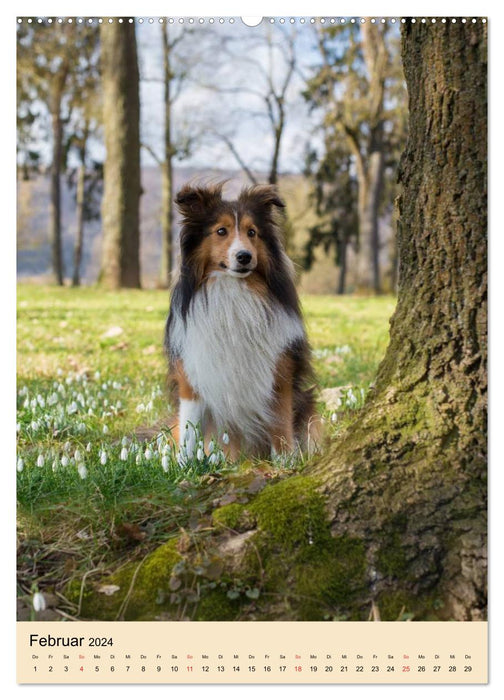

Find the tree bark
[[310, 19, 487, 620], [100, 21, 141, 289]]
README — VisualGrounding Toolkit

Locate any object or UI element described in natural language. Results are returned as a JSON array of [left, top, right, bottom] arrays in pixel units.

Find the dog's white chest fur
[[170, 275, 304, 444]]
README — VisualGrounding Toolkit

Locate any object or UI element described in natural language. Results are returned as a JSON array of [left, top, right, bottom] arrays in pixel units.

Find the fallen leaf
[[117, 522, 147, 542], [98, 585, 120, 596]]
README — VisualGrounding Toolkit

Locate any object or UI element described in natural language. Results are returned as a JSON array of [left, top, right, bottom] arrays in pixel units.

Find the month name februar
[[29, 634, 84, 647]]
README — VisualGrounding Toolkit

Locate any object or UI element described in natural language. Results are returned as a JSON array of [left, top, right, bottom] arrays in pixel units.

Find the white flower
[[136, 453, 142, 465], [144, 448, 152, 460], [61, 455, 69, 467], [36, 454, 44, 467], [86, 442, 92, 452], [208, 440, 215, 454], [331, 412, 337, 423], [161, 455, 169, 471], [121, 436, 129, 447], [74, 449, 82, 463], [30, 420, 39, 431], [103, 424, 109, 434], [100, 451, 107, 465], [77, 463, 88, 479], [37, 394, 45, 407], [120, 447, 128, 461], [16, 458, 24, 472], [208, 453, 218, 466], [146, 400, 153, 412], [136, 403, 145, 413], [67, 401, 78, 414], [52, 459, 59, 472], [33, 592, 46, 612], [196, 447, 205, 461], [16, 422, 20, 433], [222, 432, 230, 445], [64, 441, 71, 452]]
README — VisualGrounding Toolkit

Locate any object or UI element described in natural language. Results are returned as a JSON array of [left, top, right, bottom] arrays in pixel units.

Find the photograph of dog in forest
[[17, 17, 486, 623]]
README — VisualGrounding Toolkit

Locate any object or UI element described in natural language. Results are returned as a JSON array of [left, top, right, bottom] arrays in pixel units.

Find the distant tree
[[100, 21, 141, 289], [63, 32, 102, 287], [17, 21, 99, 285], [303, 143, 358, 294], [140, 24, 197, 288], [305, 22, 406, 293]]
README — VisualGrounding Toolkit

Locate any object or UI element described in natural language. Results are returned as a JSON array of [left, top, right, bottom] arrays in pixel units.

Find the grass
[[16, 283, 395, 619]]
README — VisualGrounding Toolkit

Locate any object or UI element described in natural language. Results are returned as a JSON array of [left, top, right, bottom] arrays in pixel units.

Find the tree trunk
[[354, 134, 384, 294], [49, 91, 64, 286], [310, 19, 487, 620], [159, 24, 174, 288], [100, 22, 141, 289], [337, 235, 347, 295], [72, 163, 86, 287]]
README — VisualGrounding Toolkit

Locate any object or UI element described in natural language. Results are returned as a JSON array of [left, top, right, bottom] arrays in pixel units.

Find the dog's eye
[[216, 227, 227, 236], [248, 229, 256, 238]]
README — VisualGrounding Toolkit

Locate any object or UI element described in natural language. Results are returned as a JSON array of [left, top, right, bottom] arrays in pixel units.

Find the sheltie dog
[[164, 182, 317, 461]]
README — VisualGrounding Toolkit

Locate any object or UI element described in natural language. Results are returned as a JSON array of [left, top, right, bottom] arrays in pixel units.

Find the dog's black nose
[[236, 250, 252, 266]]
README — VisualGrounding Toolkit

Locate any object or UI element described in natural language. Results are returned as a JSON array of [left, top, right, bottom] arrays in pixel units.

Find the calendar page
[[15, 13, 488, 687]]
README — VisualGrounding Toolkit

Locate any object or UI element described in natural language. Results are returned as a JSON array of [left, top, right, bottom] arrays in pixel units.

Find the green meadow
[[16, 284, 395, 618]]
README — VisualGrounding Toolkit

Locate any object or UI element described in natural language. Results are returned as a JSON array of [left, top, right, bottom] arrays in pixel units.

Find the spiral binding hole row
[[16, 17, 487, 26]]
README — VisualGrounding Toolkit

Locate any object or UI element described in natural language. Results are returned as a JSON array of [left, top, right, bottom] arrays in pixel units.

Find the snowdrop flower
[[77, 463, 88, 480], [86, 442, 92, 452], [161, 455, 169, 471], [64, 441, 71, 452], [146, 400, 153, 412], [136, 403, 145, 413], [331, 412, 338, 423], [61, 455, 69, 467], [102, 425, 109, 434], [31, 420, 39, 431], [36, 454, 44, 467], [100, 450, 107, 465], [67, 401, 78, 414], [136, 453, 142, 465], [120, 447, 128, 461], [208, 440, 215, 454], [74, 449, 82, 463], [222, 432, 230, 445], [52, 459, 59, 472], [33, 592, 46, 612], [47, 392, 58, 406], [121, 436, 129, 447], [16, 458, 24, 472], [196, 447, 205, 462], [208, 452, 218, 466], [144, 448, 152, 460], [37, 394, 45, 407]]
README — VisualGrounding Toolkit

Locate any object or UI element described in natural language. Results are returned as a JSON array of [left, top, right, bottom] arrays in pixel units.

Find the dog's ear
[[176, 183, 224, 219], [239, 184, 286, 211]]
